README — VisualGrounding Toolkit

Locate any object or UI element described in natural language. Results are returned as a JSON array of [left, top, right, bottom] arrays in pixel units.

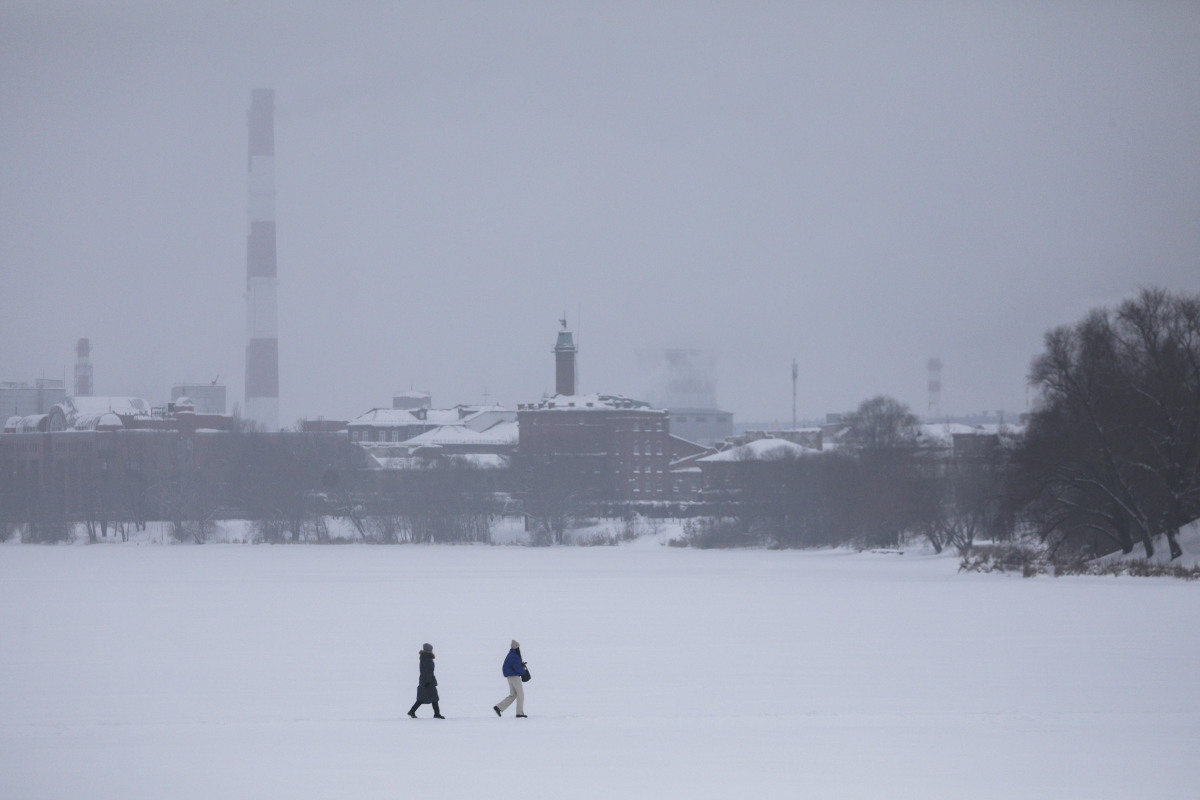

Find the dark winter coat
[[502, 648, 524, 678], [416, 651, 439, 703]]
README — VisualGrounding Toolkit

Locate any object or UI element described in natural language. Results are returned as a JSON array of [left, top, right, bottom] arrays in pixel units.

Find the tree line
[[683, 288, 1199, 562], [4, 288, 1195, 558]]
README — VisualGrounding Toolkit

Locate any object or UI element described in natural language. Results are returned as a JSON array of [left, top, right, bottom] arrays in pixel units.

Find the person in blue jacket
[[407, 643, 443, 719], [492, 640, 527, 718]]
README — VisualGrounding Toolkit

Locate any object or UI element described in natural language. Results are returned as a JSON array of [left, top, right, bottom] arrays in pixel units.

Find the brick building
[[517, 320, 671, 502], [518, 395, 670, 501]]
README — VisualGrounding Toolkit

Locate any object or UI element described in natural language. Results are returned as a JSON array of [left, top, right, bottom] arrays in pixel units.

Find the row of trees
[[0, 431, 366, 544], [689, 395, 1011, 552], [1012, 288, 1199, 559], [0, 427, 517, 545], [688, 288, 1198, 561], [5, 289, 1194, 555]]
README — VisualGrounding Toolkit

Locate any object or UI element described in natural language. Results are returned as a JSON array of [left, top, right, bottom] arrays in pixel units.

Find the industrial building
[[171, 383, 228, 415], [0, 379, 65, 419]]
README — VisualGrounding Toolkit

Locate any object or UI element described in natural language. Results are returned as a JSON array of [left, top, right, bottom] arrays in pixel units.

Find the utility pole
[[791, 358, 798, 431]]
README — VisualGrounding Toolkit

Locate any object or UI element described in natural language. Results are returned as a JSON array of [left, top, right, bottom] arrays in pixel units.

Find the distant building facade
[[517, 320, 671, 502], [393, 391, 432, 411], [1, 379, 65, 419], [669, 408, 734, 446], [171, 384, 227, 415], [518, 395, 670, 501]]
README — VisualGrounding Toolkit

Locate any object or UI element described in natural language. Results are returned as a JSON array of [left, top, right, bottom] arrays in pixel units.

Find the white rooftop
[[403, 420, 518, 447], [348, 408, 422, 427], [65, 396, 151, 417], [698, 437, 819, 463], [521, 394, 662, 412]]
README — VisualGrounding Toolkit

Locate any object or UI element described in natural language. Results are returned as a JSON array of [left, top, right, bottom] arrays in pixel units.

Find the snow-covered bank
[[1091, 517, 1200, 569], [1, 545, 1196, 799]]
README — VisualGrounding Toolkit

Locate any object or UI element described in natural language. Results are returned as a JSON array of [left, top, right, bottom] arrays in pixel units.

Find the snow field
[[1, 543, 1197, 799]]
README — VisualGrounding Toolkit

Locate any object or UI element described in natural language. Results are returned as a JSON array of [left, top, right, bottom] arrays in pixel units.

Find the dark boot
[[494, 705, 502, 717], [432, 703, 444, 719], [407, 702, 420, 718]]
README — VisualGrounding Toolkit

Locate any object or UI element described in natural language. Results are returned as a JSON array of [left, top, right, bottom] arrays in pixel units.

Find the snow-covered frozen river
[[2, 541, 1196, 799]]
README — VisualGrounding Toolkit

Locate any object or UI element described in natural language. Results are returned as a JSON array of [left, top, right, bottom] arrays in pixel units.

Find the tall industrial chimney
[[74, 338, 93, 397], [554, 316, 577, 396], [927, 357, 943, 420], [244, 88, 279, 431]]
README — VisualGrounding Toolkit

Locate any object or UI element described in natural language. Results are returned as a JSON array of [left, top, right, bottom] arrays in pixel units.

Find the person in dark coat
[[407, 643, 443, 719], [493, 640, 527, 718]]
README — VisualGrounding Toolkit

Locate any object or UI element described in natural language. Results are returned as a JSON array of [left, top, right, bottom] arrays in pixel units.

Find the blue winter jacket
[[502, 648, 524, 677]]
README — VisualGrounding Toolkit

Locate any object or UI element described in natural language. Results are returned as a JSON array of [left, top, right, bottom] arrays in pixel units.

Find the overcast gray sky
[[2, 1, 1198, 425]]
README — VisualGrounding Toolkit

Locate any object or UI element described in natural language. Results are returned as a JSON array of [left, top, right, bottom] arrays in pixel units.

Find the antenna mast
[[791, 358, 798, 431]]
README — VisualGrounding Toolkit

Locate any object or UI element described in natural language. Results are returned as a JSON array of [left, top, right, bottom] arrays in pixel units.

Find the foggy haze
[[2, 1, 1198, 425]]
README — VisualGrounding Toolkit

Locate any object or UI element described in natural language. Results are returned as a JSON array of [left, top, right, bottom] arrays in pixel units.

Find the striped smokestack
[[244, 88, 279, 430], [74, 338, 93, 397]]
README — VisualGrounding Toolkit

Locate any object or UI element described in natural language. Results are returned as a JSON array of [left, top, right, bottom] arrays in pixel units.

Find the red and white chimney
[[74, 338, 93, 397], [244, 88, 279, 430]]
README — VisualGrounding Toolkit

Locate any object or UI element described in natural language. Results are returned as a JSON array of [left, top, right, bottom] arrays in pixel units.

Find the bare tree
[[519, 457, 593, 545], [1017, 288, 1200, 559], [841, 396, 937, 549]]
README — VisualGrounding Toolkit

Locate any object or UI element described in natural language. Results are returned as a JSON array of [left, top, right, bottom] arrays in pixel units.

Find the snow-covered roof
[[348, 408, 422, 427], [350, 404, 516, 430], [403, 420, 518, 447], [424, 408, 465, 426], [65, 396, 150, 417], [461, 407, 517, 432], [520, 394, 663, 412], [697, 437, 819, 463], [11, 414, 48, 433], [73, 412, 125, 431], [917, 422, 1027, 446]]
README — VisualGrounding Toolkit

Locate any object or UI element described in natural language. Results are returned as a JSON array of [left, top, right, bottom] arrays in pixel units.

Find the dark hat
[[422, 643, 433, 653]]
